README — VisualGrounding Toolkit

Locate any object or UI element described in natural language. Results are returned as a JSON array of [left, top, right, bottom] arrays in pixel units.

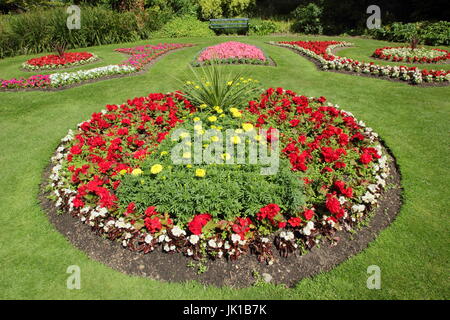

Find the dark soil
[[39, 146, 403, 288], [270, 43, 449, 88]]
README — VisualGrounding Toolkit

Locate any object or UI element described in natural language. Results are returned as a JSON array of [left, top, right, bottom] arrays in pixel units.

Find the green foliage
[[369, 21, 450, 46], [291, 2, 323, 35], [181, 64, 261, 109], [198, 0, 223, 19], [0, 6, 157, 58], [117, 151, 304, 225], [249, 19, 278, 36], [152, 14, 215, 38], [146, 0, 199, 16], [198, 0, 255, 19]]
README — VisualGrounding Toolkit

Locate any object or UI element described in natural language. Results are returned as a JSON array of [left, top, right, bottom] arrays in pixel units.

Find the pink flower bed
[[197, 41, 267, 62]]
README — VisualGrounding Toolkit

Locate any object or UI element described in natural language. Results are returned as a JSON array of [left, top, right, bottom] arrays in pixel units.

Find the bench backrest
[[209, 18, 249, 29]]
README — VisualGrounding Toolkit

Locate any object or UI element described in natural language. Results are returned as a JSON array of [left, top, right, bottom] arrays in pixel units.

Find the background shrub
[[290, 2, 323, 35], [249, 19, 278, 35], [198, 0, 255, 19], [152, 14, 215, 38], [369, 21, 450, 46]]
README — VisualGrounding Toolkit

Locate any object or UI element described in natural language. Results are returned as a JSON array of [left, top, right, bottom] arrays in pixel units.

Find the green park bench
[[209, 18, 249, 34]]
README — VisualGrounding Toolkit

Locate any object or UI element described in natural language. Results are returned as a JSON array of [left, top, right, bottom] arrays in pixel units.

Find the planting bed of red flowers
[[47, 87, 390, 264], [372, 46, 450, 63], [273, 41, 450, 84], [23, 52, 98, 71]]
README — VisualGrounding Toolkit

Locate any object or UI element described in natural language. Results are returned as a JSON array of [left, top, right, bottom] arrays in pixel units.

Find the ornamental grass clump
[[181, 64, 261, 110]]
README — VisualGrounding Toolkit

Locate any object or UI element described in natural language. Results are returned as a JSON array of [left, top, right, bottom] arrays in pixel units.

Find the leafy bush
[[152, 14, 215, 38], [249, 19, 278, 35], [291, 2, 323, 34], [369, 21, 450, 46], [198, 0, 255, 19]]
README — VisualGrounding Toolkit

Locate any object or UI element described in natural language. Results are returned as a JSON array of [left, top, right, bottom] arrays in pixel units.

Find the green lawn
[[0, 35, 449, 299]]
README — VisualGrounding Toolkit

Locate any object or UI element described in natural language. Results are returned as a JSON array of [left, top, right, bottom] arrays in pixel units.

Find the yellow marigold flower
[[182, 152, 191, 159], [221, 153, 231, 160], [119, 169, 128, 175], [254, 134, 262, 141], [193, 117, 201, 122], [231, 136, 241, 144], [229, 107, 239, 114], [194, 124, 202, 131], [186, 164, 192, 168], [131, 168, 143, 176], [235, 128, 243, 134], [199, 104, 207, 109], [227, 81, 233, 86], [211, 135, 219, 142], [195, 168, 206, 178], [195, 85, 200, 89], [150, 164, 163, 174], [160, 151, 168, 156], [208, 116, 217, 122], [232, 111, 242, 118], [242, 123, 254, 132]]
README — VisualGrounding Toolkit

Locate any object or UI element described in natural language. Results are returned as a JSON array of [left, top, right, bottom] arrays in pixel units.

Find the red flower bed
[[24, 52, 96, 70], [48, 88, 390, 262], [372, 46, 450, 63], [275, 41, 450, 84]]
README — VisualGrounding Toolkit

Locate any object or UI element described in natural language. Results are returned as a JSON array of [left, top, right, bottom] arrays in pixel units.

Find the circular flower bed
[[47, 87, 390, 264], [372, 46, 450, 63], [193, 41, 271, 66], [22, 52, 99, 71]]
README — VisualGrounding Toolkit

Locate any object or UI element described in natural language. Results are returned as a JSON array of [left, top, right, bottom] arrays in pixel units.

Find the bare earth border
[[270, 43, 449, 88], [39, 143, 402, 288]]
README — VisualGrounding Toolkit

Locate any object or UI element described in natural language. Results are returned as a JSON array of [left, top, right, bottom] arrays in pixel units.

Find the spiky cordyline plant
[[181, 63, 261, 110]]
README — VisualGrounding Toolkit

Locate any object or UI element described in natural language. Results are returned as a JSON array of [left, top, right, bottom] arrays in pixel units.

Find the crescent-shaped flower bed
[[271, 41, 450, 84], [22, 52, 99, 71], [0, 43, 194, 90], [46, 86, 391, 264], [192, 41, 272, 66], [372, 46, 450, 64]]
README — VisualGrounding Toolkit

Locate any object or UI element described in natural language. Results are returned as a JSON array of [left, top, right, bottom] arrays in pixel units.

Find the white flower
[[231, 234, 241, 243], [188, 235, 199, 245], [351, 204, 366, 213], [208, 239, 217, 248], [302, 221, 315, 236], [362, 191, 376, 204], [144, 234, 153, 244], [171, 226, 185, 237]]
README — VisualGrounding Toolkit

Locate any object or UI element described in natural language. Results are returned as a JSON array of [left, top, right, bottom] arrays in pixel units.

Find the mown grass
[[0, 35, 449, 299]]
